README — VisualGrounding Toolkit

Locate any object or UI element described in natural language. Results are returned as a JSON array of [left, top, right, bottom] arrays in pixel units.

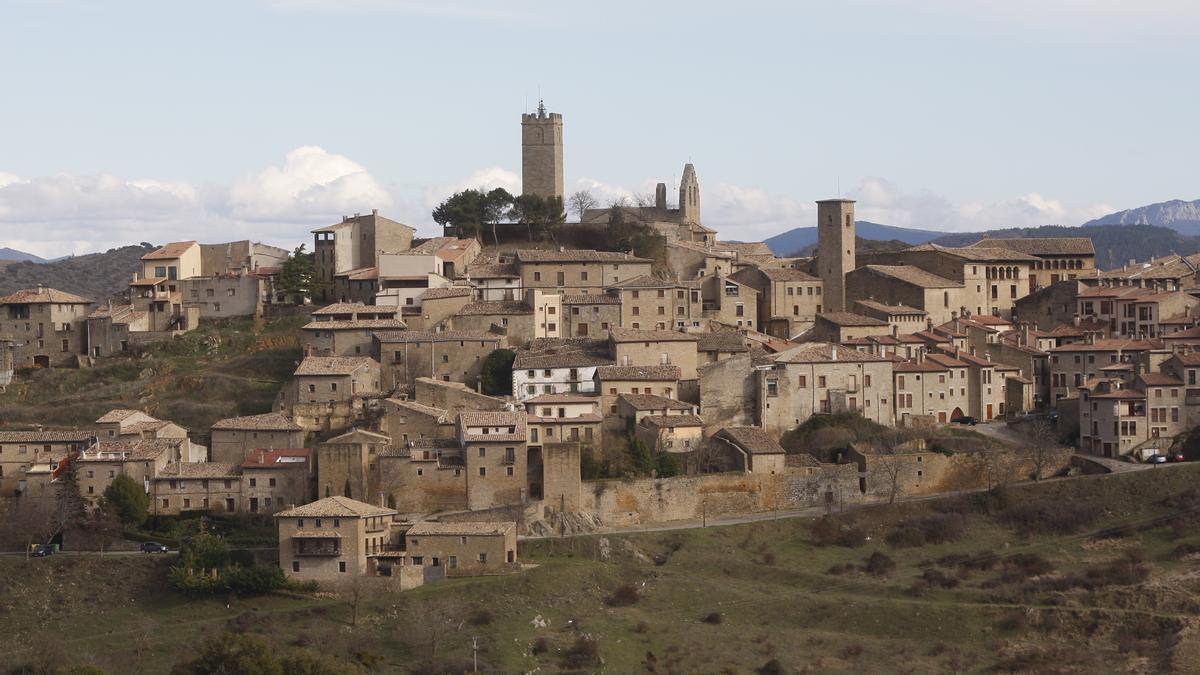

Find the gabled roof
[[524, 393, 598, 404], [326, 428, 391, 444], [595, 364, 681, 381], [373, 329, 501, 343], [211, 412, 302, 431], [155, 462, 240, 479], [641, 414, 704, 429], [95, 409, 149, 424], [893, 361, 949, 373], [715, 427, 786, 455], [513, 338, 613, 369], [1138, 373, 1184, 386], [312, 302, 385, 316], [696, 332, 749, 353], [241, 448, 312, 469], [854, 300, 927, 316], [141, 241, 197, 260], [0, 430, 96, 443], [294, 356, 377, 376], [607, 274, 676, 289], [904, 242, 1039, 262], [454, 301, 533, 316], [817, 312, 888, 327], [561, 293, 621, 305], [859, 265, 962, 288], [303, 320, 408, 331], [0, 287, 91, 305], [275, 496, 396, 518], [514, 249, 653, 264], [772, 342, 889, 364], [406, 521, 514, 536], [972, 237, 1095, 256], [617, 393, 694, 411], [609, 327, 699, 343], [420, 287, 474, 300]]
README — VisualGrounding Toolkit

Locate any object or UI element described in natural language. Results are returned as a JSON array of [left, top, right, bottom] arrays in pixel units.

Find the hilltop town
[[5, 103, 1200, 670]]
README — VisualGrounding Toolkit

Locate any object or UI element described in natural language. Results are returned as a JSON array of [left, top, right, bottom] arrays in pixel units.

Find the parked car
[[952, 415, 978, 426], [140, 541, 169, 554], [1170, 453, 1187, 463], [31, 544, 54, 557], [1047, 410, 1060, 422], [1148, 455, 1169, 465]]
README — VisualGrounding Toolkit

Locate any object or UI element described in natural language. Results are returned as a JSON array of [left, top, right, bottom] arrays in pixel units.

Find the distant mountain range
[[1083, 199, 1200, 235], [763, 198, 1200, 270], [763, 221, 944, 257], [0, 247, 47, 263]]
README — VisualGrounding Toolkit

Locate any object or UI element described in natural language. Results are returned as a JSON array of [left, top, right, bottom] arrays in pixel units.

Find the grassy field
[[6, 465, 1200, 673], [0, 313, 305, 431]]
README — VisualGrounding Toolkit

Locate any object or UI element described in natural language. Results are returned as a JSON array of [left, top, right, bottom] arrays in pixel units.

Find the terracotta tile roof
[[716, 426, 785, 454], [595, 364, 681, 381], [275, 496, 396, 518], [406, 521, 514, 536], [385, 398, 448, 419], [82, 438, 182, 461], [972, 237, 1095, 256], [141, 241, 197, 260], [905, 243, 1039, 262], [609, 327, 699, 343], [1139, 373, 1184, 386], [464, 256, 519, 278], [607, 274, 676, 289], [240, 448, 312, 469], [513, 338, 613, 369], [87, 304, 143, 322], [818, 312, 888, 327], [0, 287, 91, 305], [373, 330, 501, 343], [325, 428, 391, 444], [1163, 326, 1200, 340], [696, 332, 749, 353], [523, 393, 598, 404], [290, 530, 343, 539], [303, 319, 408, 331], [211, 412, 302, 431], [925, 352, 969, 368], [0, 430, 95, 443], [969, 315, 1012, 326], [454, 301, 533, 316], [893, 361, 949, 373], [854, 300, 926, 316], [641, 413, 704, 428], [562, 293, 620, 305], [1173, 352, 1200, 366], [772, 342, 889, 364], [714, 241, 774, 257], [515, 249, 653, 264], [294, 356, 377, 376], [155, 462, 241, 479], [617, 393, 694, 411], [95, 409, 148, 424], [860, 265, 962, 288], [420, 287, 474, 300], [312, 302, 381, 315], [1048, 339, 1161, 353], [459, 410, 527, 442], [338, 266, 378, 281]]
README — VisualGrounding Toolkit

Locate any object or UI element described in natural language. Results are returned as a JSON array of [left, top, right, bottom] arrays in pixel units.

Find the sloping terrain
[[0, 244, 153, 302], [765, 221, 943, 256], [6, 464, 1200, 673]]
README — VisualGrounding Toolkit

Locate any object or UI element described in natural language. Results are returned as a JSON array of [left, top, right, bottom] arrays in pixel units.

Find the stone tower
[[679, 163, 700, 224], [521, 100, 564, 200], [816, 199, 856, 313]]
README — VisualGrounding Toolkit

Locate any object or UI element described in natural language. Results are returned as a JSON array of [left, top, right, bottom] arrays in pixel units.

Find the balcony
[[292, 532, 342, 556]]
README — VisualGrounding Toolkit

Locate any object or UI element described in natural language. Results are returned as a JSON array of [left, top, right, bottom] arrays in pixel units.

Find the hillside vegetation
[[932, 223, 1200, 270], [7, 465, 1200, 673], [0, 244, 154, 301], [0, 314, 305, 431]]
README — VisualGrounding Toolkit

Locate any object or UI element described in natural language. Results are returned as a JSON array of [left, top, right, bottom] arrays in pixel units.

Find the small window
[[339, 561, 347, 573], [292, 561, 300, 572]]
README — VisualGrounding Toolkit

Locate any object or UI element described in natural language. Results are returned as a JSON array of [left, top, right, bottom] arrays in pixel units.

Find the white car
[[1147, 455, 1168, 464]]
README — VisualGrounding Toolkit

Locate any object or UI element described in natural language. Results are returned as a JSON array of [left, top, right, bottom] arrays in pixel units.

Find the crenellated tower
[[521, 100, 564, 200]]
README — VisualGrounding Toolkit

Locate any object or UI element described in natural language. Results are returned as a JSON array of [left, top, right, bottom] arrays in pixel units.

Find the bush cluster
[[809, 516, 867, 548], [885, 514, 966, 548]]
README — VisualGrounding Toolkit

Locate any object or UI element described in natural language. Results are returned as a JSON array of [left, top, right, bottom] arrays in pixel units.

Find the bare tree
[[340, 575, 367, 627], [869, 434, 907, 505], [0, 498, 55, 552], [568, 190, 598, 223], [407, 596, 467, 659], [631, 192, 656, 208], [1021, 419, 1058, 481]]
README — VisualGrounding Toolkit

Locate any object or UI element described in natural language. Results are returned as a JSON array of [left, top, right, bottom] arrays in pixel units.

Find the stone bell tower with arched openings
[[817, 198, 856, 312], [521, 100, 564, 200]]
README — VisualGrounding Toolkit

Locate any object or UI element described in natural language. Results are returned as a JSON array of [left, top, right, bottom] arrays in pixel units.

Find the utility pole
[[702, 500, 707, 528], [559, 493, 566, 538], [472, 636, 478, 673]]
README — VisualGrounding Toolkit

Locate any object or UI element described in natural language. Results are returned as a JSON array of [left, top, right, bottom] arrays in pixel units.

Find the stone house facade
[[405, 521, 517, 574], [373, 330, 504, 391], [210, 412, 305, 465], [561, 294, 621, 338], [757, 342, 894, 434], [276, 496, 397, 581], [0, 287, 93, 368]]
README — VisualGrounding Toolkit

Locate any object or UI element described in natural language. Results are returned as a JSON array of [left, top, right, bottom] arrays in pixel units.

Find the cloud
[[225, 146, 392, 222], [421, 167, 520, 214], [850, 177, 1115, 232]]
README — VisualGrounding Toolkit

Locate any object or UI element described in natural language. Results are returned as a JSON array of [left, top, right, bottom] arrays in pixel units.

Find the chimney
[[1073, 315, 1081, 327], [372, 209, 378, 216], [655, 183, 667, 209], [892, 324, 898, 338], [830, 346, 838, 361]]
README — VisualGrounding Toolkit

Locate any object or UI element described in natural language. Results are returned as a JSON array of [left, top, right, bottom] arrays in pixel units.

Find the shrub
[[863, 552, 896, 577], [702, 612, 723, 625], [100, 473, 150, 526], [469, 609, 494, 626], [887, 514, 966, 548], [756, 659, 785, 675], [885, 525, 925, 548], [809, 516, 866, 548], [826, 563, 855, 576], [996, 612, 1027, 632], [840, 644, 864, 659], [918, 568, 959, 589], [562, 637, 600, 670], [606, 584, 640, 607], [531, 637, 549, 655], [1170, 543, 1200, 560], [998, 498, 1097, 537]]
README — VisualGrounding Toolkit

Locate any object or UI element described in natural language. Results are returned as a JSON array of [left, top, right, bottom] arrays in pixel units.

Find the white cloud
[[850, 177, 1115, 233], [226, 146, 392, 222], [421, 167, 520, 214]]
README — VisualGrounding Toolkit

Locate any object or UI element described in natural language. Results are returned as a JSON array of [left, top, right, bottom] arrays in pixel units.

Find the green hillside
[[6, 465, 1200, 673]]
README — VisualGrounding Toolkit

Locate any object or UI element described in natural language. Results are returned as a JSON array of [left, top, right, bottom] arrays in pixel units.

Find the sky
[[1, 0, 1199, 258]]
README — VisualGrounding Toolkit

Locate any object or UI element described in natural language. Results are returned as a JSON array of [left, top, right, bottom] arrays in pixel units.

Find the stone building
[[381, 398, 454, 445], [303, 308, 407, 357], [809, 312, 891, 343], [462, 255, 521, 302], [816, 199, 856, 313], [84, 303, 148, 358], [971, 237, 1095, 291], [696, 331, 750, 363], [711, 427, 787, 474], [1076, 287, 1198, 339], [894, 359, 971, 424], [561, 294, 621, 338], [523, 394, 602, 449], [634, 413, 704, 453], [312, 211, 416, 302], [728, 265, 823, 338], [580, 164, 715, 244], [853, 300, 928, 334], [240, 448, 313, 514], [276, 496, 397, 581], [445, 301, 536, 345], [374, 237, 478, 308], [151, 462, 242, 515], [291, 356, 381, 405], [757, 342, 894, 434], [594, 364, 682, 415], [459, 410, 528, 510], [609, 328, 699, 382], [76, 438, 189, 505], [210, 412, 305, 465], [1047, 338, 1161, 405], [0, 430, 96, 497], [316, 428, 392, 502], [845, 265, 965, 325], [512, 338, 612, 401], [373, 330, 504, 390], [607, 275, 701, 330], [378, 438, 468, 515], [513, 249, 653, 296], [404, 521, 517, 574], [0, 287, 93, 368], [521, 100, 564, 201]]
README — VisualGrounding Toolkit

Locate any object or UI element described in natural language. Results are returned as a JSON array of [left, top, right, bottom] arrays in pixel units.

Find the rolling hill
[[0, 247, 46, 263], [0, 244, 154, 303], [763, 221, 943, 256]]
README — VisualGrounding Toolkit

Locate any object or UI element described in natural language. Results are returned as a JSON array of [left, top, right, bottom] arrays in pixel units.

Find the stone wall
[[698, 353, 757, 430]]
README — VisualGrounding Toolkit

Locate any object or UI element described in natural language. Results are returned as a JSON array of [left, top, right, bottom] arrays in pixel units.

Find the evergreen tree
[[53, 456, 87, 535], [101, 473, 150, 526], [480, 348, 516, 396], [277, 245, 318, 303]]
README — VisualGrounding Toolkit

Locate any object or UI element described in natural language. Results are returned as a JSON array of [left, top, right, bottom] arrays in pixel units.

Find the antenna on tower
[[837, 176, 841, 198]]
